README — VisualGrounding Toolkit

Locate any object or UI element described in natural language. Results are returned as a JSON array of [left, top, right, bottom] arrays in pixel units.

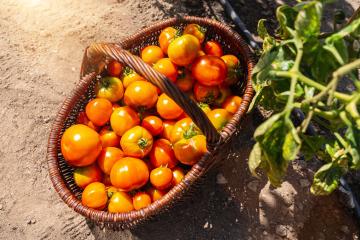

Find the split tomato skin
[[95, 77, 124, 103], [124, 81, 158, 110], [168, 34, 200, 66], [133, 192, 152, 210], [153, 58, 178, 82], [74, 164, 103, 189], [108, 191, 134, 213], [110, 106, 140, 136], [81, 182, 108, 210], [150, 166, 173, 190], [99, 126, 120, 148], [141, 115, 164, 136], [207, 109, 233, 131], [194, 82, 220, 104], [222, 95, 242, 114], [191, 55, 227, 86], [85, 98, 113, 127], [157, 93, 184, 120], [110, 157, 149, 191], [150, 138, 178, 169], [183, 23, 206, 43], [141, 45, 164, 65], [159, 27, 178, 54], [120, 126, 154, 158], [97, 147, 124, 175], [107, 61, 123, 77], [61, 124, 102, 167]]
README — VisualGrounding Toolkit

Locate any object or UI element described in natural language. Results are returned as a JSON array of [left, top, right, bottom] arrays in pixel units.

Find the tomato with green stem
[[121, 67, 147, 88], [95, 77, 124, 103], [194, 82, 220, 104], [183, 23, 206, 43], [120, 126, 153, 158]]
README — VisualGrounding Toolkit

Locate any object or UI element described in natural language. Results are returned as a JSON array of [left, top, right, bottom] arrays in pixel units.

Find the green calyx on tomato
[[123, 66, 134, 76], [183, 123, 198, 139], [95, 77, 124, 102], [138, 138, 149, 149]]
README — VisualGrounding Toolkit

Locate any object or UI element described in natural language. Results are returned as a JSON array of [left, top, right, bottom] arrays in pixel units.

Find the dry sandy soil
[[0, 0, 359, 239]]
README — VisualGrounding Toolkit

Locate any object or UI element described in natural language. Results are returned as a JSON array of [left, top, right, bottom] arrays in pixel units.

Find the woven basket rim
[[47, 16, 254, 225]]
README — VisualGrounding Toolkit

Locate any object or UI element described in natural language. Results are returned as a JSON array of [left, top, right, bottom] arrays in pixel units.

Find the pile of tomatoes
[[60, 23, 243, 213]]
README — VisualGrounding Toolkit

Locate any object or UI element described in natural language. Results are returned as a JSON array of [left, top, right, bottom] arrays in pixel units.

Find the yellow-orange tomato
[[150, 139, 178, 169], [74, 164, 103, 189], [150, 166, 173, 190], [183, 23, 206, 43], [95, 77, 124, 103], [194, 82, 220, 104], [204, 40, 223, 57], [76, 111, 100, 131], [172, 167, 185, 186], [147, 187, 167, 202], [120, 126, 153, 158], [198, 102, 212, 114], [97, 147, 124, 175], [207, 109, 232, 131], [221, 55, 241, 86], [142, 116, 164, 136], [159, 27, 178, 54], [110, 157, 149, 191], [141, 45, 164, 65], [222, 95, 242, 114], [110, 106, 140, 136], [99, 126, 120, 148], [170, 118, 207, 165], [61, 124, 102, 167], [133, 192, 152, 210], [157, 93, 184, 120], [176, 69, 194, 92], [107, 60, 123, 77], [124, 81, 158, 109], [168, 34, 200, 66], [85, 98, 113, 126], [81, 182, 107, 210], [122, 67, 147, 88], [153, 58, 178, 82], [161, 120, 176, 141], [215, 85, 232, 106], [108, 191, 134, 213]]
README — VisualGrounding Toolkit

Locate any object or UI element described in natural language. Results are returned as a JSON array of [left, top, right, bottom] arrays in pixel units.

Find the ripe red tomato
[[99, 126, 120, 148], [157, 93, 184, 120], [161, 120, 175, 141], [124, 81, 158, 109], [222, 95, 242, 114], [191, 55, 227, 86], [159, 27, 178, 54], [141, 45, 164, 65], [147, 187, 167, 202], [153, 58, 178, 82], [81, 182, 107, 210], [207, 109, 232, 131], [61, 124, 102, 167], [107, 61, 123, 77], [120, 126, 153, 158], [110, 106, 140, 136], [74, 164, 103, 189], [168, 34, 200, 66], [108, 191, 134, 213], [183, 23, 206, 43], [204, 41, 223, 57], [150, 166, 173, 190], [85, 98, 113, 126], [95, 77, 124, 103], [194, 82, 220, 104], [172, 167, 185, 186], [221, 55, 241, 86], [97, 147, 124, 175], [150, 138, 178, 169], [110, 157, 149, 191], [141, 115, 164, 136], [176, 69, 194, 92], [133, 192, 152, 210]]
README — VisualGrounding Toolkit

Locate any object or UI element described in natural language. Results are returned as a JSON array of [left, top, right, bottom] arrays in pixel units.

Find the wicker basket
[[47, 16, 254, 230]]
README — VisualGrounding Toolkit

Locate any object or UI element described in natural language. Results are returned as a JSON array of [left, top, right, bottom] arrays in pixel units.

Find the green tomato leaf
[[311, 162, 344, 195], [345, 124, 360, 169], [249, 142, 263, 177], [257, 19, 268, 39], [326, 18, 360, 43], [300, 134, 327, 161], [252, 47, 279, 75], [282, 118, 302, 161], [294, 1, 322, 39], [276, 5, 297, 39]]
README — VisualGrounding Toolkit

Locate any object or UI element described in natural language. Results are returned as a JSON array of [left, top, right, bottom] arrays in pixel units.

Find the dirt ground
[[0, 0, 359, 239]]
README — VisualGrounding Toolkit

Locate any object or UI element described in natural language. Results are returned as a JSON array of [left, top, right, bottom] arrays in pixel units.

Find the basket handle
[[80, 43, 221, 146]]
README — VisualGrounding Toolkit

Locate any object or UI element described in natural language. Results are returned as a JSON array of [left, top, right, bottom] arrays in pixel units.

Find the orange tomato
[[215, 85, 232, 106], [191, 55, 227, 86], [122, 67, 147, 88], [147, 187, 167, 202], [194, 82, 220, 104], [110, 106, 140, 136], [85, 98, 112, 126], [61, 124, 102, 167], [99, 126, 120, 148], [120, 126, 153, 158], [183, 23, 206, 43], [95, 76, 124, 103], [172, 167, 185, 186], [161, 120, 176, 141], [207, 109, 232, 131], [74, 164, 103, 189], [170, 118, 207, 165], [133, 192, 152, 210], [176, 69, 194, 92], [150, 166, 173, 190], [97, 147, 124, 175], [197, 50, 206, 57], [76, 111, 99, 131], [221, 55, 241, 86], [150, 138, 178, 169], [110, 157, 149, 191], [141, 116, 164, 136], [108, 191, 134, 213], [222, 95, 242, 114], [81, 182, 107, 210], [204, 41, 223, 57], [107, 60, 123, 77], [159, 27, 178, 54], [168, 34, 200, 66], [141, 45, 164, 65], [153, 58, 178, 82], [124, 81, 158, 109], [157, 93, 184, 120]]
